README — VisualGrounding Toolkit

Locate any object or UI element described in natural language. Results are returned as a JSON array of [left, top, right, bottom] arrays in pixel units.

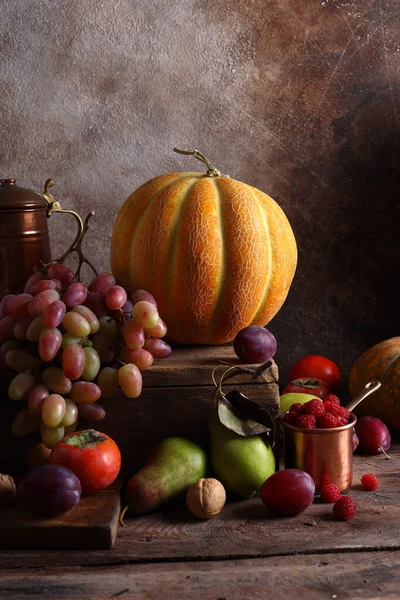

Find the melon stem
[[173, 147, 222, 177]]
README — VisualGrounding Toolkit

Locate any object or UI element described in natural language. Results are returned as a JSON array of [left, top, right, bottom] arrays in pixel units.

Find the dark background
[[1, 0, 399, 387]]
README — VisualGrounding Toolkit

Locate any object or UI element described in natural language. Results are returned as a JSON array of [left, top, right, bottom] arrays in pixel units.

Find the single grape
[[13, 317, 34, 340], [0, 340, 20, 372], [38, 328, 63, 362], [72, 305, 99, 334], [26, 315, 46, 342], [91, 333, 117, 363], [42, 366, 72, 395], [12, 408, 40, 436], [47, 264, 75, 287], [105, 285, 127, 311], [41, 394, 66, 428], [70, 381, 101, 404], [8, 372, 36, 401], [81, 347, 101, 381], [118, 363, 142, 398], [23, 272, 45, 294], [132, 300, 160, 329], [83, 292, 109, 318], [5, 349, 41, 373], [88, 272, 116, 296], [121, 298, 133, 318], [62, 312, 91, 337], [122, 319, 145, 350], [61, 344, 85, 380], [29, 279, 58, 296], [0, 316, 18, 343], [3, 294, 33, 318], [97, 367, 119, 398], [40, 422, 66, 449], [62, 398, 78, 427], [61, 332, 83, 349], [143, 337, 172, 358], [233, 326, 277, 363], [29, 289, 60, 317], [27, 384, 50, 416], [44, 300, 66, 328], [78, 403, 106, 422], [98, 316, 117, 338], [18, 464, 81, 517], [259, 469, 315, 516], [120, 347, 153, 370], [62, 282, 88, 308], [144, 318, 167, 339], [64, 419, 78, 435], [131, 289, 157, 307]]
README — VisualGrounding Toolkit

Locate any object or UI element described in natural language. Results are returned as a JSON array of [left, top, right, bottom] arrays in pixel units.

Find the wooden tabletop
[[0, 445, 399, 599]]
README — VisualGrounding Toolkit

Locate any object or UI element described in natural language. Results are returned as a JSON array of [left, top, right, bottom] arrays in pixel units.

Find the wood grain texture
[[0, 480, 121, 550], [0, 551, 399, 599], [1, 446, 399, 568]]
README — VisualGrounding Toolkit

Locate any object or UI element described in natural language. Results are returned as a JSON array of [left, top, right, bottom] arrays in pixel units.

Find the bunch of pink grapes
[[0, 265, 171, 449]]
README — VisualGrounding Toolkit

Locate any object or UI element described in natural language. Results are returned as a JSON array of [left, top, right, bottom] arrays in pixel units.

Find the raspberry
[[323, 402, 350, 422], [324, 394, 340, 405], [290, 403, 304, 413], [296, 414, 316, 429], [317, 413, 339, 428], [333, 496, 356, 521], [361, 473, 379, 491], [320, 483, 341, 503], [337, 416, 348, 427], [303, 399, 325, 417], [324, 400, 340, 414], [283, 410, 297, 425]]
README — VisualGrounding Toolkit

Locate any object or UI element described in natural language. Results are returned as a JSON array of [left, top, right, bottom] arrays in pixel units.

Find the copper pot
[[0, 178, 83, 297], [280, 380, 381, 492]]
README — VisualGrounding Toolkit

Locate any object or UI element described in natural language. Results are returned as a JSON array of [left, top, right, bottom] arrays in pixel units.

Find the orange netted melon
[[349, 337, 400, 431], [110, 149, 297, 345]]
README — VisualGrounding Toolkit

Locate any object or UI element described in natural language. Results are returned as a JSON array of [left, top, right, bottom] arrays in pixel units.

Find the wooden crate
[[0, 345, 279, 475], [91, 345, 279, 472]]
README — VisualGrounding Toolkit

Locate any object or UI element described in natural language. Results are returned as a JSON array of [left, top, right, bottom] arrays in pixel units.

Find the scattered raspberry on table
[[333, 496, 356, 521], [361, 473, 379, 491], [320, 484, 341, 503]]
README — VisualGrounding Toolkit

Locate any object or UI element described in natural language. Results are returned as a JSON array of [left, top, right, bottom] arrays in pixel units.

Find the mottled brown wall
[[1, 0, 399, 386]]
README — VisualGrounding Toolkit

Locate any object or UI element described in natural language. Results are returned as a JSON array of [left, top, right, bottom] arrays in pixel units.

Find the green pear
[[124, 437, 208, 514], [209, 409, 276, 498]]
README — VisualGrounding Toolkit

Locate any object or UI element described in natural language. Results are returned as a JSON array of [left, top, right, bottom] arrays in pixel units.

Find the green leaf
[[217, 391, 270, 436]]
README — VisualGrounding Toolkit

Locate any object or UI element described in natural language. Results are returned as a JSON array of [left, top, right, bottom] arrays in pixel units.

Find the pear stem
[[119, 504, 129, 527]]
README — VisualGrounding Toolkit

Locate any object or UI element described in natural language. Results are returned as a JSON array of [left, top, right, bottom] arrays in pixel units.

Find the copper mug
[[0, 178, 82, 297], [280, 380, 381, 492]]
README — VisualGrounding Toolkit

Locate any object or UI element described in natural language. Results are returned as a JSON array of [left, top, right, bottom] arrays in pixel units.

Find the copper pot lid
[[0, 179, 48, 210]]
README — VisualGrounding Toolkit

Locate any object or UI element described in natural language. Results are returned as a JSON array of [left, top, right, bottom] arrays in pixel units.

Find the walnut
[[186, 478, 226, 519], [0, 474, 16, 507]]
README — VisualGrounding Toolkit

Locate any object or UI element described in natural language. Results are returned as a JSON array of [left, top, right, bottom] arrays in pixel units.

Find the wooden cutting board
[[0, 480, 121, 550]]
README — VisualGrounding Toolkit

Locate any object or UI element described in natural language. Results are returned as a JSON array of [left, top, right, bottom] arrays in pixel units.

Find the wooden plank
[[0, 550, 399, 599], [141, 345, 279, 387], [0, 480, 121, 550], [0, 447, 399, 568]]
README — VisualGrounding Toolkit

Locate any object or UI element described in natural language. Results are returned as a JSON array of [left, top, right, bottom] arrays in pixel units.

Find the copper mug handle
[[345, 379, 381, 413], [41, 179, 97, 279]]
